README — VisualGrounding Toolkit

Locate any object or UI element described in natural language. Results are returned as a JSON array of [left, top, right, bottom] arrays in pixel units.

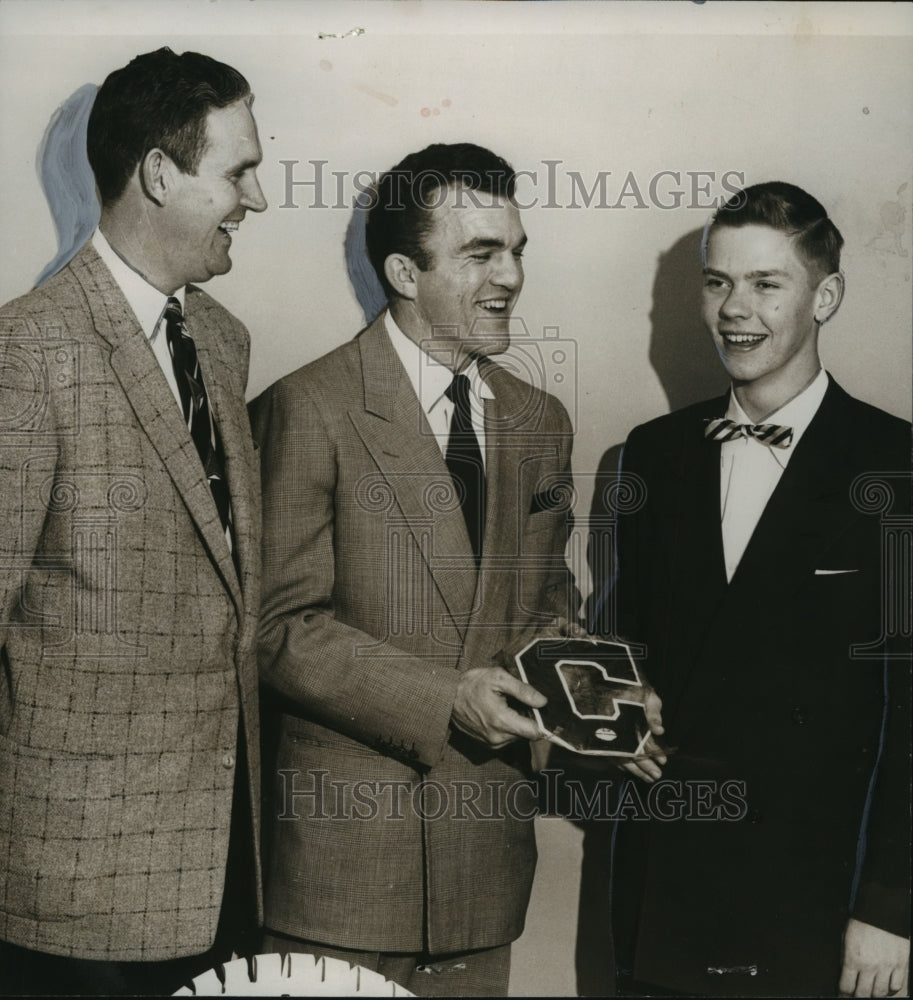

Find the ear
[[384, 253, 420, 301], [139, 148, 173, 207], [815, 271, 845, 326]]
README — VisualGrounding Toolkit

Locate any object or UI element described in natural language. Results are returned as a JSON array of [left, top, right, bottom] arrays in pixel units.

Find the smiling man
[[250, 143, 579, 996], [0, 48, 266, 995], [603, 182, 910, 997]]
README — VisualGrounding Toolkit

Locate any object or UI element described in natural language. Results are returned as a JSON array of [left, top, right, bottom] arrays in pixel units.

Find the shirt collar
[[383, 309, 494, 416], [92, 228, 185, 341], [726, 367, 828, 449]]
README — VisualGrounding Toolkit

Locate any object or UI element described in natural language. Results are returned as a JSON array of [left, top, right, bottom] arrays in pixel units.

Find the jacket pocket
[[0, 732, 114, 921]]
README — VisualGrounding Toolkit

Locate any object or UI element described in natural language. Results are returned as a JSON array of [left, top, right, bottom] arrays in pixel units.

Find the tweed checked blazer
[[0, 242, 262, 961], [251, 315, 579, 954]]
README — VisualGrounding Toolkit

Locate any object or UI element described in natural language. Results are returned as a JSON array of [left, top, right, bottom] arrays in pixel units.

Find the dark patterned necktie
[[704, 417, 794, 449], [445, 373, 486, 567], [163, 297, 236, 555]]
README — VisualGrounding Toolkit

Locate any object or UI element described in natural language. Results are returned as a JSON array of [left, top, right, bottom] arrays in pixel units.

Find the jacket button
[[222, 753, 235, 769], [790, 708, 808, 725]]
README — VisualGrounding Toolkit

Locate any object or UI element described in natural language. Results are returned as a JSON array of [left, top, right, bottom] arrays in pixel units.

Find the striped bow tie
[[704, 417, 793, 449]]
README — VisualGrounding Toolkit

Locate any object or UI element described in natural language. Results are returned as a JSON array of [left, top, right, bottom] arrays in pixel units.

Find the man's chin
[[194, 257, 233, 284], [469, 322, 512, 351], [466, 337, 510, 361]]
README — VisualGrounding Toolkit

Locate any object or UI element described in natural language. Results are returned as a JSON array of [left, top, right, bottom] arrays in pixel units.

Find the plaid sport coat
[[0, 242, 262, 961]]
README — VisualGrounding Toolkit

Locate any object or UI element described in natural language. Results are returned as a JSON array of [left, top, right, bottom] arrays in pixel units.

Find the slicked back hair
[[704, 181, 844, 280], [365, 143, 517, 297], [87, 47, 251, 206]]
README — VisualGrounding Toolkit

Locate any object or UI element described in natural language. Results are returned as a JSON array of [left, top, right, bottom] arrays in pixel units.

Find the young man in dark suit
[[605, 182, 910, 997]]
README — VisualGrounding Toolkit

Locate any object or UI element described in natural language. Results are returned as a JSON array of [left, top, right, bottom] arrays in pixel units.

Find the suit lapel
[[449, 390, 523, 660], [725, 379, 861, 605], [348, 320, 477, 634], [657, 397, 730, 708], [678, 401, 728, 594], [67, 245, 242, 613], [481, 393, 515, 560], [186, 289, 255, 610], [673, 381, 864, 730]]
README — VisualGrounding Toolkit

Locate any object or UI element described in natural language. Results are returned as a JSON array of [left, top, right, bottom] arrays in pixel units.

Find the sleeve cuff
[[852, 881, 911, 939]]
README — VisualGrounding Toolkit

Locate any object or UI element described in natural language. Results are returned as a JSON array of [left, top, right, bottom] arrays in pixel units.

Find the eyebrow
[[703, 267, 790, 279], [226, 154, 262, 174], [458, 235, 528, 254], [745, 269, 789, 279]]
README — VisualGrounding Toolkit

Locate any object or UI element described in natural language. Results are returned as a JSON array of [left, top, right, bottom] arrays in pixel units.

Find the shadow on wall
[[587, 226, 727, 633], [344, 193, 388, 326], [38, 81, 389, 325], [648, 226, 728, 413], [578, 228, 728, 995], [584, 442, 625, 636], [575, 802, 617, 996], [35, 83, 100, 287]]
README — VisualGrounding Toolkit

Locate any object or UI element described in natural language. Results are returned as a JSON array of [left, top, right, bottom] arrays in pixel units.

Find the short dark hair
[[364, 143, 517, 296], [87, 47, 251, 205], [706, 181, 844, 278]]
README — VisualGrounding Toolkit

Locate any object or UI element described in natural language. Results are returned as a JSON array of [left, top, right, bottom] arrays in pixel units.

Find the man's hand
[[839, 918, 909, 997], [551, 616, 588, 639], [617, 687, 666, 783], [452, 667, 547, 748]]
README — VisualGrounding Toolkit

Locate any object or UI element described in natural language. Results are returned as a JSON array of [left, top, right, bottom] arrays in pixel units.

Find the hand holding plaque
[[513, 636, 667, 763]]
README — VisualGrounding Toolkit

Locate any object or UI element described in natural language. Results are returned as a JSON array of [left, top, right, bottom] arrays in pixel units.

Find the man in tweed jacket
[[252, 143, 580, 996], [0, 49, 266, 994]]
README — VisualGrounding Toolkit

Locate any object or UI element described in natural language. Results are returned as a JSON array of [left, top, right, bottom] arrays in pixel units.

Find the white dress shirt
[[92, 228, 184, 410], [720, 368, 828, 581], [384, 310, 494, 468]]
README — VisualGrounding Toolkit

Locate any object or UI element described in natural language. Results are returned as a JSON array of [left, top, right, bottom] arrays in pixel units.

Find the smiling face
[[396, 187, 526, 369], [702, 223, 842, 417], [159, 98, 267, 289]]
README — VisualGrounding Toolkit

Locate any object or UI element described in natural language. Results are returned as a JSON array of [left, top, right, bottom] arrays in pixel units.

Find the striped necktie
[[164, 297, 236, 554], [704, 417, 793, 449]]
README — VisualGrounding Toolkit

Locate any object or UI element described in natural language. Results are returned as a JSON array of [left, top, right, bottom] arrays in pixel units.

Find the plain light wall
[[1, 3, 911, 995]]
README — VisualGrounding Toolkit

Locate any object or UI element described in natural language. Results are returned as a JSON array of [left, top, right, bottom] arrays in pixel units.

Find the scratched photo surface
[[0, 2, 910, 996]]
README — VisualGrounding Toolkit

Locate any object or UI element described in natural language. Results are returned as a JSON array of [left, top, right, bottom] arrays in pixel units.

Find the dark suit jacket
[[0, 243, 262, 961], [606, 376, 911, 996], [250, 315, 579, 954]]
